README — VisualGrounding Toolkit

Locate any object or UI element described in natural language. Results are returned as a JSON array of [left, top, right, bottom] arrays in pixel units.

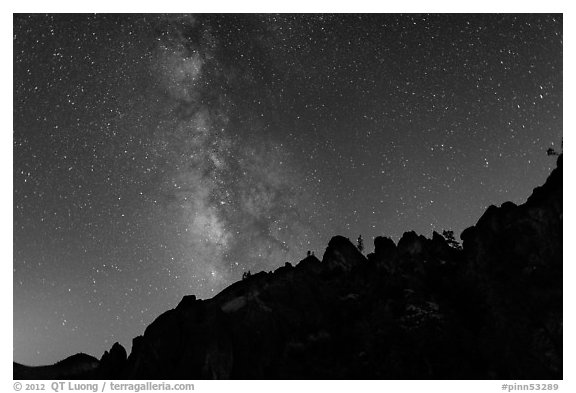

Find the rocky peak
[[397, 231, 428, 257], [374, 236, 397, 256], [99, 342, 127, 378], [321, 235, 367, 272], [295, 254, 322, 274]]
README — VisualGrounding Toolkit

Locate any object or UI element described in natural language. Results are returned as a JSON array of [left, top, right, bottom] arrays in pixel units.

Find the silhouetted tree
[[307, 250, 311, 257], [242, 270, 252, 280], [547, 140, 562, 156], [357, 235, 364, 252], [442, 230, 462, 250]]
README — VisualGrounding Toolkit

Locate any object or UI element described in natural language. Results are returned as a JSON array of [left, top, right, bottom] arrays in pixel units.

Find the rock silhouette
[[14, 155, 562, 379]]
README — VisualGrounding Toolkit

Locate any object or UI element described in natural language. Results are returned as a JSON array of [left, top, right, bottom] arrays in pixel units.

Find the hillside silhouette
[[13, 353, 99, 380], [14, 155, 562, 380]]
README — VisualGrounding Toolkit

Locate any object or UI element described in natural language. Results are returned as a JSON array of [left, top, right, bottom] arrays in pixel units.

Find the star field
[[13, 14, 562, 365]]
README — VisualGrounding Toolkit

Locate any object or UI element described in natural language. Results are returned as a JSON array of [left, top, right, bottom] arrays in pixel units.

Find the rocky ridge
[[15, 155, 563, 380]]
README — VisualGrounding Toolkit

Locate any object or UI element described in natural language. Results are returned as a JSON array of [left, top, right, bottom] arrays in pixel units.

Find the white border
[[4, 2, 572, 391]]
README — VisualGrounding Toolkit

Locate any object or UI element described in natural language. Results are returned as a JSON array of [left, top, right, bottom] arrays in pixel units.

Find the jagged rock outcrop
[[295, 255, 322, 275], [397, 231, 428, 257], [367, 236, 397, 272], [98, 342, 127, 379], [322, 235, 367, 272], [16, 156, 562, 380]]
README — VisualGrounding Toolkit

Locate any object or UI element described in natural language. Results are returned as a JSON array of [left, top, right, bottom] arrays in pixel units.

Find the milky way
[[14, 14, 562, 365], [147, 15, 320, 292]]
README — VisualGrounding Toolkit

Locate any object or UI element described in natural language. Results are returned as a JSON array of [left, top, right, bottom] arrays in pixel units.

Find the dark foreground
[[15, 156, 562, 380]]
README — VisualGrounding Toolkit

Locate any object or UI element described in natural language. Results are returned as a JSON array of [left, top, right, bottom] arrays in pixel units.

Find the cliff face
[[17, 156, 563, 380], [458, 155, 563, 378]]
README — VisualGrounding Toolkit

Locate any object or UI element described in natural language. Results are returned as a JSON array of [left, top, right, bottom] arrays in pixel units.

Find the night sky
[[13, 14, 562, 365]]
